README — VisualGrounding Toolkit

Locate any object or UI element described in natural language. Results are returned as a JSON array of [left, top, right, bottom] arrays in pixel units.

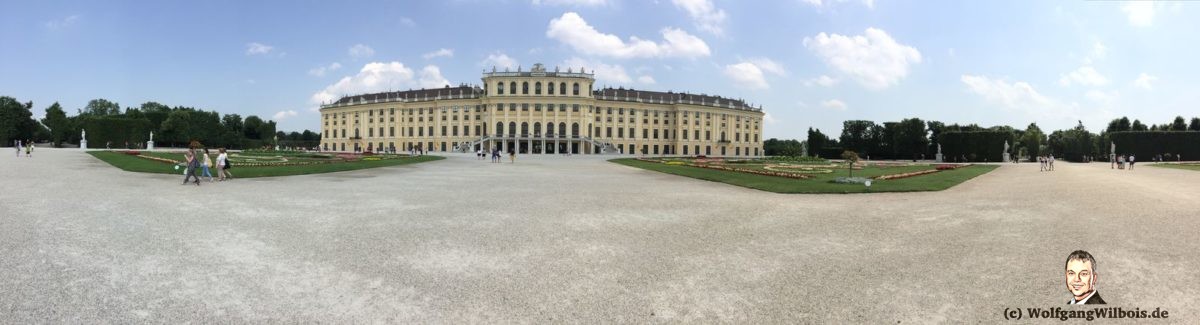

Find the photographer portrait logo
[[1065, 250, 1105, 305]]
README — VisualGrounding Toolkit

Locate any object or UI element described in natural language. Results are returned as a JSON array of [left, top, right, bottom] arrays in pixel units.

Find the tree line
[[1, 96, 320, 149], [760, 115, 1200, 162]]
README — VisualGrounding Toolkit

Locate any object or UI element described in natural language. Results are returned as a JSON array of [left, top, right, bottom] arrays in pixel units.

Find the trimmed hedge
[[939, 131, 1009, 162], [1109, 131, 1200, 160]]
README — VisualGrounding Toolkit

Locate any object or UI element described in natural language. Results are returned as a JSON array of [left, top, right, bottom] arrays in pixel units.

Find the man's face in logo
[[1065, 259, 1096, 299]]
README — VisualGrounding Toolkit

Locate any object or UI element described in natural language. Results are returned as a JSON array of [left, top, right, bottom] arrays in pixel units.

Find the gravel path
[[1, 149, 1197, 323]]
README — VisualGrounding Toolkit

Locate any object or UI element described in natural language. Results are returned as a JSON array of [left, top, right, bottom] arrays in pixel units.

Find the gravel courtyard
[[2, 149, 1197, 323]]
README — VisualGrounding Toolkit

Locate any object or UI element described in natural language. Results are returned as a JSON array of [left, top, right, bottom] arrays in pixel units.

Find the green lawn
[[88, 151, 443, 178], [1152, 163, 1200, 171], [611, 158, 999, 193]]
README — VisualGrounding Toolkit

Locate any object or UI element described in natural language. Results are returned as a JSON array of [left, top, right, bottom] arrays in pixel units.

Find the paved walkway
[[1, 149, 1197, 322]]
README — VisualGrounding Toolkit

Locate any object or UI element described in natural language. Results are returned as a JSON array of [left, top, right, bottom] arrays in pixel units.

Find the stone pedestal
[[935, 153, 944, 163], [1003, 153, 1010, 163], [80, 140, 88, 150], [146, 141, 155, 151]]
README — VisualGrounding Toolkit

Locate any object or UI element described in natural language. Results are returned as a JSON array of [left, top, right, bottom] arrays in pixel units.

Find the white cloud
[[532, 0, 607, 6], [1134, 73, 1158, 90], [1092, 41, 1107, 60], [637, 75, 656, 84], [724, 58, 785, 89], [960, 75, 1078, 120], [308, 62, 343, 77], [348, 44, 375, 59], [422, 48, 455, 59], [1121, 2, 1154, 27], [246, 42, 274, 56], [481, 52, 519, 70], [803, 75, 839, 87], [672, 0, 728, 36], [1058, 66, 1109, 87], [724, 62, 769, 90], [803, 28, 921, 90], [546, 12, 711, 59], [273, 110, 298, 120], [563, 57, 631, 84], [310, 62, 451, 106], [44, 14, 80, 30], [820, 99, 847, 111], [1085, 90, 1118, 106], [801, 0, 876, 10]]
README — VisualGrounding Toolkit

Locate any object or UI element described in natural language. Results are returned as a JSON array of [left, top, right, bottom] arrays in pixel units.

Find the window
[[606, 127, 611, 138], [408, 127, 413, 137], [521, 122, 528, 135], [451, 126, 457, 136], [643, 129, 648, 139], [509, 82, 516, 95], [572, 104, 579, 112], [427, 126, 432, 137], [496, 122, 503, 136], [573, 83, 579, 95], [418, 128, 423, 136], [509, 122, 516, 136], [736, 133, 740, 142], [628, 128, 634, 138], [548, 82, 554, 94], [683, 146, 689, 155], [475, 125, 481, 136], [683, 130, 688, 140], [706, 131, 711, 140], [535, 104, 541, 112], [522, 104, 528, 112], [522, 82, 529, 94], [497, 82, 505, 95], [618, 128, 624, 138], [535, 82, 542, 95]]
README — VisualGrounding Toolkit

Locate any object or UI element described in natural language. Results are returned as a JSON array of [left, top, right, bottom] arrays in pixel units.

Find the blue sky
[[3, 0, 1198, 139]]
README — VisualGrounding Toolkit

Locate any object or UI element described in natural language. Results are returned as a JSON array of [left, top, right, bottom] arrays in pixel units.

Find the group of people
[[1112, 154, 1136, 170], [1038, 155, 1056, 171], [477, 148, 515, 163], [13, 140, 33, 158], [181, 148, 232, 186]]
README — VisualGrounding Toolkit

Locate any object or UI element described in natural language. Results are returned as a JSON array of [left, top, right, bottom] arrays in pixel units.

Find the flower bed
[[763, 165, 835, 174], [136, 155, 180, 164], [874, 169, 939, 180], [935, 164, 970, 170], [639, 158, 811, 179], [121, 150, 141, 156]]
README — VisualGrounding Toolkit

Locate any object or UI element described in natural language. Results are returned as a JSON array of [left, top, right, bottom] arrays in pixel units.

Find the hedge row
[[1109, 131, 1200, 160], [938, 131, 1009, 162]]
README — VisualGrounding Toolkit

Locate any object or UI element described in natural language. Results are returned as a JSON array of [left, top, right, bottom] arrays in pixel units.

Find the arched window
[[521, 122, 528, 135], [573, 83, 580, 96], [546, 123, 555, 136], [509, 122, 517, 135], [547, 82, 554, 95], [559, 122, 567, 136], [535, 82, 542, 95], [497, 82, 505, 95], [509, 82, 516, 95], [533, 122, 541, 136], [560, 82, 567, 95], [522, 82, 529, 94], [496, 122, 503, 136], [571, 123, 579, 136]]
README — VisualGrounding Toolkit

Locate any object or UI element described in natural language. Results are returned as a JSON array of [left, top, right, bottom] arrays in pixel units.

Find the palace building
[[319, 63, 764, 156]]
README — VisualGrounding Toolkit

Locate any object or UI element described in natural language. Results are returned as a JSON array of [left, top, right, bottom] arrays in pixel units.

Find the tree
[[841, 150, 859, 177], [0, 97, 38, 146], [160, 110, 192, 147], [807, 128, 832, 157], [839, 120, 875, 154], [41, 102, 71, 147], [926, 120, 945, 157], [895, 118, 928, 160], [243, 115, 264, 139], [1131, 119, 1148, 131], [81, 99, 121, 116], [1021, 123, 1045, 161], [222, 114, 243, 135], [1171, 116, 1188, 131], [1190, 117, 1200, 131]]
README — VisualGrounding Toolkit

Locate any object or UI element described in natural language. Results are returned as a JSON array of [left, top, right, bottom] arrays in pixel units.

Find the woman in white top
[[216, 148, 231, 181]]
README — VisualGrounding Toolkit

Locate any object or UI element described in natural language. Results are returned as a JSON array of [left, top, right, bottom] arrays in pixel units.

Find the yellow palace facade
[[319, 63, 764, 156]]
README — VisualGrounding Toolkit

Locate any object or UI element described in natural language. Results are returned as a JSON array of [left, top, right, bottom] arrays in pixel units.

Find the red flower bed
[[935, 164, 970, 170], [875, 169, 939, 180], [639, 158, 811, 179], [121, 150, 141, 155]]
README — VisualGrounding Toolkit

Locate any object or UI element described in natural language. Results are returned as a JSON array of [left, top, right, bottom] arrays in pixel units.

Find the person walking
[[216, 148, 231, 181], [183, 148, 201, 186], [1129, 154, 1135, 170], [509, 148, 515, 163], [200, 148, 215, 182], [25, 140, 32, 158], [15, 139, 21, 157], [1048, 155, 1055, 171]]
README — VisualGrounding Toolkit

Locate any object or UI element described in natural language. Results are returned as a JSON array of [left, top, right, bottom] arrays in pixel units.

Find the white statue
[[937, 143, 942, 154], [1111, 141, 1116, 154], [1003, 141, 1009, 153], [149, 131, 154, 142], [81, 129, 86, 139]]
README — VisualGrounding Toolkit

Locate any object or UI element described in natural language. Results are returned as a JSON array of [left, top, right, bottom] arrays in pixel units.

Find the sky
[[3, 0, 1199, 139]]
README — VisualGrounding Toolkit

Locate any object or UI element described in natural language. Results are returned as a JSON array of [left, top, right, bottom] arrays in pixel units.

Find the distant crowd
[[180, 148, 232, 186]]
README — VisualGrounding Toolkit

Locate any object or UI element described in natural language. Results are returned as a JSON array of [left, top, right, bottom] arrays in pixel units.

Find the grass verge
[[88, 151, 443, 178], [610, 158, 998, 193]]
